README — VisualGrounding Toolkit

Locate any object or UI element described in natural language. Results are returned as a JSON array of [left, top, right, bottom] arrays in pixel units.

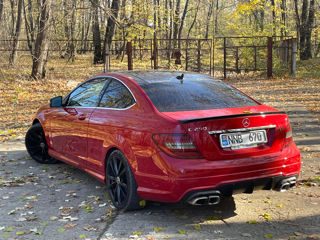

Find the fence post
[[185, 39, 189, 71], [223, 37, 226, 79], [212, 38, 215, 77], [197, 39, 201, 72], [235, 46, 239, 73], [153, 33, 158, 69], [209, 39, 213, 75], [291, 38, 297, 76], [267, 37, 273, 78], [127, 41, 133, 70], [104, 44, 110, 73]]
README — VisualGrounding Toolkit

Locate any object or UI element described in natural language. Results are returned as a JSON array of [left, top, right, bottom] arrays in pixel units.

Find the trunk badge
[[242, 118, 250, 127]]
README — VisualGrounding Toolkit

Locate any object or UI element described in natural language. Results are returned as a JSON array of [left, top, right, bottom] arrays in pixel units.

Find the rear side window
[[99, 79, 135, 109], [139, 79, 258, 112]]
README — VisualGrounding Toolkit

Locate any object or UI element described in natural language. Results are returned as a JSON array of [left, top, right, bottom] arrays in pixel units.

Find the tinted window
[[67, 78, 107, 107], [99, 80, 135, 109], [139, 78, 258, 112]]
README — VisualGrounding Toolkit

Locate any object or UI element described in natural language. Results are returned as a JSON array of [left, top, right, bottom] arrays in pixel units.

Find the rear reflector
[[152, 133, 203, 158]]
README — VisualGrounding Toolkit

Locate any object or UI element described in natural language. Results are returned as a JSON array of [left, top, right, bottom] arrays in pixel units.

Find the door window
[[67, 78, 107, 107], [99, 80, 135, 109]]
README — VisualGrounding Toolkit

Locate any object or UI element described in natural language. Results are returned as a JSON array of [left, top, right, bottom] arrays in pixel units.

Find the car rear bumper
[[135, 144, 301, 203]]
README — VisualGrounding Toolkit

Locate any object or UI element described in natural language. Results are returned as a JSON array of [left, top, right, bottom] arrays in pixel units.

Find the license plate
[[220, 130, 267, 149]]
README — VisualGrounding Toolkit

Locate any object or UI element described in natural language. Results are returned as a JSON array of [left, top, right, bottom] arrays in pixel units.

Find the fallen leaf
[[79, 235, 86, 239], [133, 231, 142, 235], [248, 220, 257, 224], [57, 228, 66, 232], [16, 231, 25, 235], [40, 222, 48, 226], [139, 200, 146, 207], [154, 227, 163, 232], [64, 223, 77, 229], [194, 225, 201, 230], [264, 234, 273, 238], [178, 230, 186, 234]]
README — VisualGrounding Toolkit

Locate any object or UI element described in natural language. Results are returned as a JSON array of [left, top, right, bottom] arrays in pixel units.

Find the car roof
[[116, 71, 221, 85]]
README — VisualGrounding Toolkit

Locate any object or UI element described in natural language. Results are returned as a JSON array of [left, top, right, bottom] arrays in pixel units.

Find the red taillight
[[284, 125, 293, 148], [152, 133, 203, 159]]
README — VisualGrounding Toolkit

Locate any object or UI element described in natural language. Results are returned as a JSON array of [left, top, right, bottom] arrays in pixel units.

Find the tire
[[25, 123, 57, 164], [106, 150, 143, 211]]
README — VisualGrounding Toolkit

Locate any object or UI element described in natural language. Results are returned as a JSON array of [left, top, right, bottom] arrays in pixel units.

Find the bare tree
[[9, 0, 23, 65], [103, 0, 120, 63], [31, 0, 52, 79], [91, 0, 103, 64], [0, 0, 4, 21]]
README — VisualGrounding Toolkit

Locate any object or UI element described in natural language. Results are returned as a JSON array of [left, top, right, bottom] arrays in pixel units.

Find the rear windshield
[[139, 77, 258, 112]]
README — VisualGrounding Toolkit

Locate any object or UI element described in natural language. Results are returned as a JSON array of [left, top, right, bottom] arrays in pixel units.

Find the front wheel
[[25, 123, 57, 164], [106, 150, 143, 211]]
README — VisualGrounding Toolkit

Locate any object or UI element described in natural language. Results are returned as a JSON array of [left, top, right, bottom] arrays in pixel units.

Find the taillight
[[152, 133, 203, 159], [284, 124, 293, 148]]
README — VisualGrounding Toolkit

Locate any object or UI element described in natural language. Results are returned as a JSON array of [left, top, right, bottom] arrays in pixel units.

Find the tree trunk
[[9, 0, 15, 36], [280, 0, 287, 37], [293, 0, 300, 46], [187, 1, 200, 39], [103, 0, 121, 63], [177, 0, 189, 49], [270, 0, 276, 35], [205, 0, 214, 39], [0, 0, 4, 21], [31, 0, 52, 79], [214, 0, 219, 35], [23, 0, 35, 54], [172, 0, 180, 50], [9, 0, 23, 65], [91, 0, 103, 64], [303, 0, 315, 59], [300, 0, 309, 59]]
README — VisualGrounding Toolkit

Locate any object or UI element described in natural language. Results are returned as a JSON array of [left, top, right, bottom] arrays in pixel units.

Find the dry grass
[[0, 53, 319, 142]]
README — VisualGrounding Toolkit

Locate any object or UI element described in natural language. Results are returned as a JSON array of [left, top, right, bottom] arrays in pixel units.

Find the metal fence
[[0, 36, 297, 78]]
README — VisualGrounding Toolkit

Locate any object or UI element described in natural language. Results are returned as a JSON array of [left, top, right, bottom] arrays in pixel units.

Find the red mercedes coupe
[[25, 71, 301, 210]]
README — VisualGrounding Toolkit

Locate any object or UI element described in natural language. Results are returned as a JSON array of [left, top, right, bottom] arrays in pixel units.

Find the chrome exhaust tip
[[279, 182, 290, 192], [187, 194, 220, 206], [208, 195, 220, 205], [188, 196, 209, 206]]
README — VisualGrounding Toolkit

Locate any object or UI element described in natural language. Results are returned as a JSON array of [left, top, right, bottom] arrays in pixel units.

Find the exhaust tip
[[188, 196, 208, 206], [208, 195, 220, 205], [279, 182, 290, 192]]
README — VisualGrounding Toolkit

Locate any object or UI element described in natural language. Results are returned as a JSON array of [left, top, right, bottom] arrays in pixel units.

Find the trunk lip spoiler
[[208, 124, 276, 134], [178, 111, 287, 124]]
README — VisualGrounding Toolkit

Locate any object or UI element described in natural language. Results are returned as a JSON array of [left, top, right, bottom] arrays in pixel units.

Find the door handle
[[78, 114, 87, 120]]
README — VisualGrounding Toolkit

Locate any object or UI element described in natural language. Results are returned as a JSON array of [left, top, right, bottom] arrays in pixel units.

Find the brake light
[[152, 133, 203, 159], [284, 124, 293, 148]]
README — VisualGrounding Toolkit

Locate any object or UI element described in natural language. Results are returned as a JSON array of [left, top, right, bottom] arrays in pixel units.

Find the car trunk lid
[[162, 105, 289, 161]]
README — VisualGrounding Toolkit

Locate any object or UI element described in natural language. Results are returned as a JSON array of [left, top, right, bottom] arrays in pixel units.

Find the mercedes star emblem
[[242, 118, 250, 127]]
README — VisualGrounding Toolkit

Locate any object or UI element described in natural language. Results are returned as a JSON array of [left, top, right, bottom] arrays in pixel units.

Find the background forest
[[0, 0, 319, 78], [0, 0, 319, 141]]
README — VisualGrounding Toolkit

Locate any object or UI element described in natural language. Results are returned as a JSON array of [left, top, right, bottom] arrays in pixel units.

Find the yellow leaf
[[248, 220, 257, 224], [178, 230, 186, 234], [264, 200, 271, 203], [133, 231, 142, 236], [264, 234, 273, 238], [276, 204, 284, 208], [194, 225, 201, 230], [154, 227, 163, 232], [139, 200, 146, 207]]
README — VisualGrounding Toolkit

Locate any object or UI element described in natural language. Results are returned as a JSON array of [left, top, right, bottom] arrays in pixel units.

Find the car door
[[49, 78, 108, 167], [86, 78, 136, 179]]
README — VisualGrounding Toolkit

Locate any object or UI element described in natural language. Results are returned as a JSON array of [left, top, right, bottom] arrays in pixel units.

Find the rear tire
[[25, 123, 57, 164], [106, 150, 143, 211]]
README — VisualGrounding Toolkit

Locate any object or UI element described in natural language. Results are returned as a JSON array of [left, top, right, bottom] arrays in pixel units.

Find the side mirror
[[50, 96, 62, 107]]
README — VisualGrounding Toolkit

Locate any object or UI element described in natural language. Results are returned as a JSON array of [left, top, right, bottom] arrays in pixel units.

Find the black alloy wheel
[[25, 123, 57, 164], [106, 150, 142, 211]]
